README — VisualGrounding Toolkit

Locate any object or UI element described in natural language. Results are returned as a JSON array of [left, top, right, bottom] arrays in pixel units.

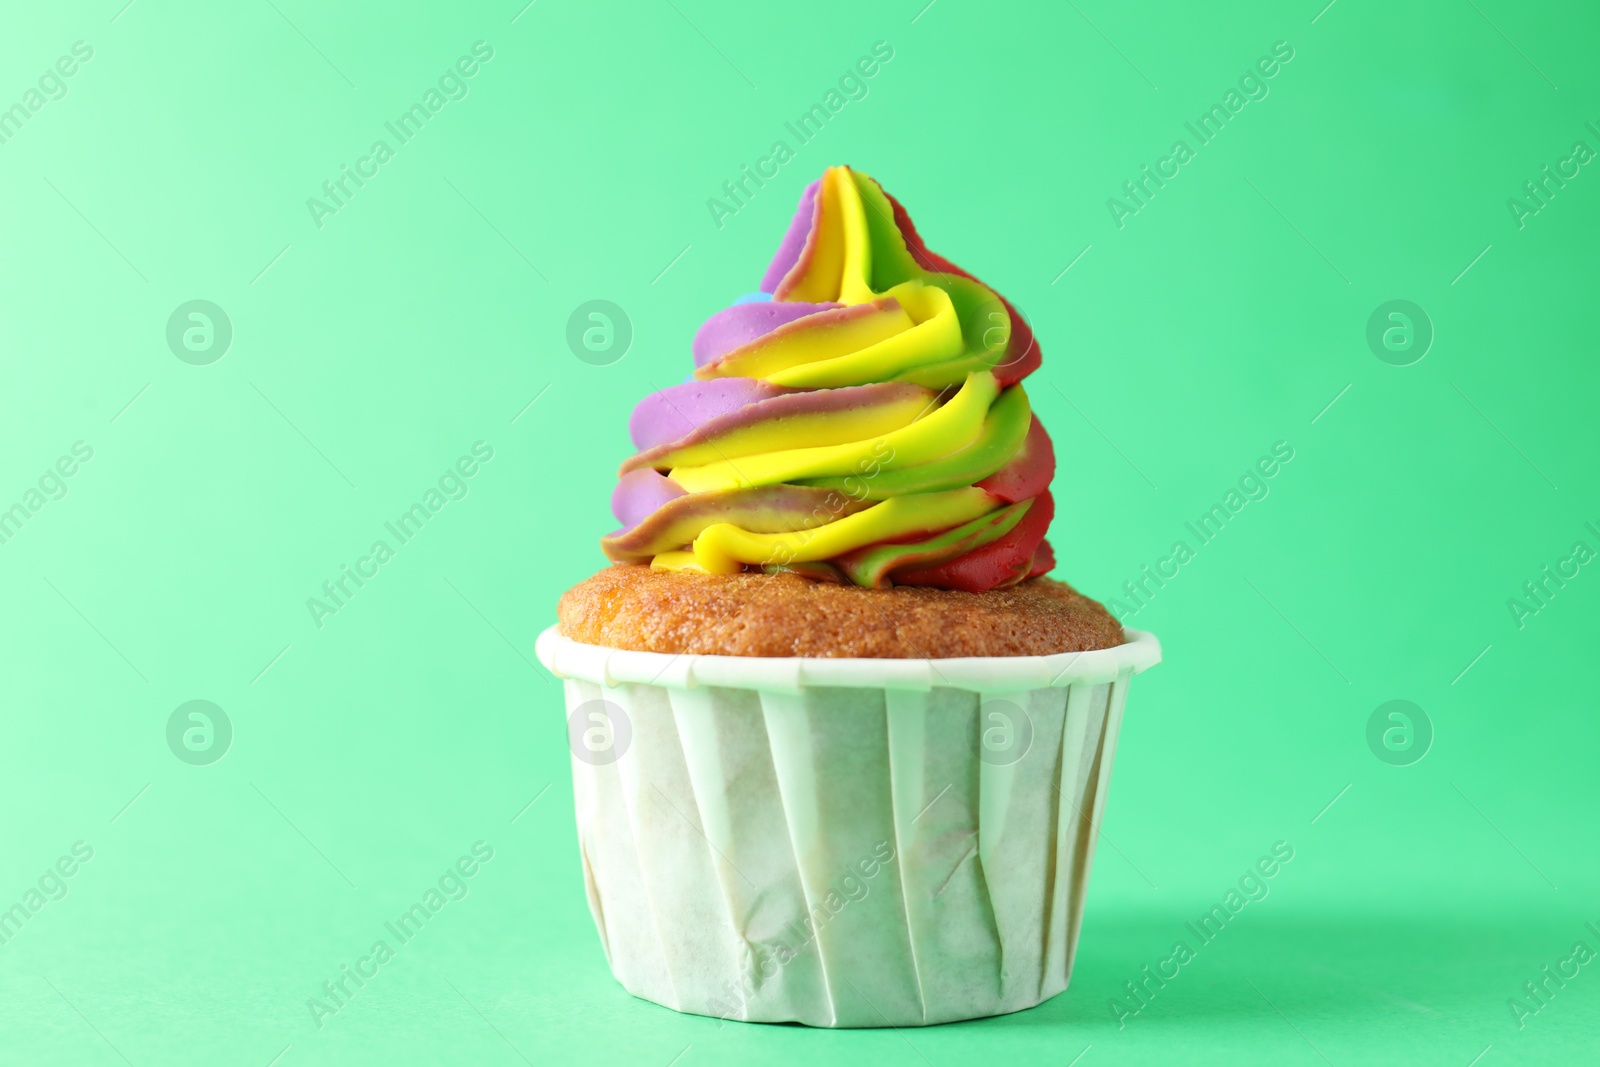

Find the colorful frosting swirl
[[603, 165, 1056, 593]]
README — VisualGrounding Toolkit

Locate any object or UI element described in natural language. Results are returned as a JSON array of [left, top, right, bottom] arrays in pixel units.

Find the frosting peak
[[602, 166, 1055, 592]]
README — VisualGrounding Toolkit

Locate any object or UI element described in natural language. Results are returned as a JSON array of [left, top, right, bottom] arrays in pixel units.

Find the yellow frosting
[[686, 488, 998, 574], [669, 370, 998, 494]]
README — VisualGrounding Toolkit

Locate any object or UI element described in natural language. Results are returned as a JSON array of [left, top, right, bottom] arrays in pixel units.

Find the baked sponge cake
[[538, 166, 1159, 1028], [560, 568, 1123, 658]]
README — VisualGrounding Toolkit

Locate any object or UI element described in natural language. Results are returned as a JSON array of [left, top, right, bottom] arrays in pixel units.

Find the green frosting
[[797, 385, 1031, 500]]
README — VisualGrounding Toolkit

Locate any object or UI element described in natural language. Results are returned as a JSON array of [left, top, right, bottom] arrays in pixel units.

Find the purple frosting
[[692, 301, 839, 368], [628, 378, 790, 452], [622, 382, 934, 474], [760, 180, 820, 293], [611, 469, 687, 529]]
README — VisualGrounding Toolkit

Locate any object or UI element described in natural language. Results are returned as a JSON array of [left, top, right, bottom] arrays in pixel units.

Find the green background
[[2, 0, 1596, 1063]]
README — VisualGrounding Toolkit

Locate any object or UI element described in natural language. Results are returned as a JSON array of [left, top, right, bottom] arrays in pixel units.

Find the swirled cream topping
[[603, 165, 1055, 592]]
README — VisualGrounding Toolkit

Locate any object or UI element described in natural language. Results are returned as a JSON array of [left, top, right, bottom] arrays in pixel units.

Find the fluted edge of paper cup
[[535, 625, 1160, 692], [537, 624, 1160, 1027]]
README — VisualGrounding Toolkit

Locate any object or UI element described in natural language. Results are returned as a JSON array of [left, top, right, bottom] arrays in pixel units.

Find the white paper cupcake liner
[[535, 625, 1160, 1027]]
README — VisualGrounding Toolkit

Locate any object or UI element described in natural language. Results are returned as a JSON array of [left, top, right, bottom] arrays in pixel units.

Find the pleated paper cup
[[535, 625, 1161, 1028]]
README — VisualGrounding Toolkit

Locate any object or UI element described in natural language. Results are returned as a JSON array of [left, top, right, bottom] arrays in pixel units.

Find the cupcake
[[537, 165, 1160, 1027]]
